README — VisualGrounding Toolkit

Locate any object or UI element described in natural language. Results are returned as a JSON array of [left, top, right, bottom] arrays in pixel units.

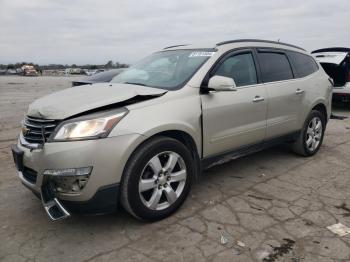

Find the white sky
[[0, 0, 349, 65]]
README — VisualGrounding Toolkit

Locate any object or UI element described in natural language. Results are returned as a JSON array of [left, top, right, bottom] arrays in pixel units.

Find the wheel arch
[[123, 129, 201, 183], [155, 130, 201, 180], [311, 102, 328, 123]]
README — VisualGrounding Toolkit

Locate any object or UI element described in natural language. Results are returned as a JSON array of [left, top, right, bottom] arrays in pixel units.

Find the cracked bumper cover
[[13, 133, 145, 218], [20, 174, 120, 216]]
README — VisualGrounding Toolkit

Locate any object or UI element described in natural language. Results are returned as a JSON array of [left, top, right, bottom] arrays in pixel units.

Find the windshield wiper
[[124, 82, 147, 86]]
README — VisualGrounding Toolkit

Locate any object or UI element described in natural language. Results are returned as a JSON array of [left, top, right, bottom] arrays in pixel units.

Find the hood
[[313, 52, 348, 65], [28, 83, 167, 119]]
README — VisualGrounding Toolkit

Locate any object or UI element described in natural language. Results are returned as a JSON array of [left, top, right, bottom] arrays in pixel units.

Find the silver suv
[[11, 39, 332, 221]]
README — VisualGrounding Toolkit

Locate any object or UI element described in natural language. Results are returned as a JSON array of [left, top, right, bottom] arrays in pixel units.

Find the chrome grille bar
[[22, 116, 60, 145]]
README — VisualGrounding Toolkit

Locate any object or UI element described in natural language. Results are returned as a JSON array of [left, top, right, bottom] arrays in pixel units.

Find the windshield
[[111, 50, 215, 90]]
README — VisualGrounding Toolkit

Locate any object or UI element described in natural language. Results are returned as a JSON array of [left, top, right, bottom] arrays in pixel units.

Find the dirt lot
[[1, 76, 350, 262]]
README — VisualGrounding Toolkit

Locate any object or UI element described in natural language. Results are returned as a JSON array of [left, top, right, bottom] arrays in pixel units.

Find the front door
[[201, 50, 268, 157]]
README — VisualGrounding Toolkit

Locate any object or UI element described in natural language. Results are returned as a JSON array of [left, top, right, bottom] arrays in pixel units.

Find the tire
[[120, 136, 194, 221], [291, 110, 325, 157]]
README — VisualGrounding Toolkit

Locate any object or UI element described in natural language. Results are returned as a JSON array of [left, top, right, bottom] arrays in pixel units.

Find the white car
[[312, 48, 350, 103]]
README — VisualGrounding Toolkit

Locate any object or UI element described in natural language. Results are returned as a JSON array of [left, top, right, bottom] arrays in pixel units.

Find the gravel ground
[[1, 76, 350, 262]]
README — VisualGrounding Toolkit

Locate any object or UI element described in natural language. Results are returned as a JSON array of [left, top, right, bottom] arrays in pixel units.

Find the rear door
[[257, 49, 304, 139], [313, 51, 349, 88], [201, 49, 267, 157], [313, 52, 348, 65]]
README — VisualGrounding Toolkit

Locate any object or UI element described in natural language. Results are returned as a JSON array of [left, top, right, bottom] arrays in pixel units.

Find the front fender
[[108, 93, 203, 156]]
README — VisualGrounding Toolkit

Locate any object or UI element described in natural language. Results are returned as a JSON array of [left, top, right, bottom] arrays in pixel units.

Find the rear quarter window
[[257, 52, 294, 83], [288, 51, 319, 78]]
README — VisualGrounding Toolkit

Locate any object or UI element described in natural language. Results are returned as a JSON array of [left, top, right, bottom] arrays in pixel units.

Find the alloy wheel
[[305, 116, 323, 152], [138, 151, 187, 210]]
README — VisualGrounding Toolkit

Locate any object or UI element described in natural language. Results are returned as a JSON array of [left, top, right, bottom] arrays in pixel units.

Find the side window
[[288, 51, 319, 78], [213, 53, 257, 87], [258, 52, 294, 83]]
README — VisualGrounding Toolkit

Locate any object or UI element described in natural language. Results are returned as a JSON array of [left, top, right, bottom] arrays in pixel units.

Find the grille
[[22, 116, 60, 144], [22, 166, 37, 184]]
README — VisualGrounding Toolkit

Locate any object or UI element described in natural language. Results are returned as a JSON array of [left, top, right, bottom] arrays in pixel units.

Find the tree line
[[0, 60, 129, 70]]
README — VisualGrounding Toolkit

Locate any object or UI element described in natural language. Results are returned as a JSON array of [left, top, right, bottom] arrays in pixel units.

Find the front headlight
[[52, 109, 128, 141]]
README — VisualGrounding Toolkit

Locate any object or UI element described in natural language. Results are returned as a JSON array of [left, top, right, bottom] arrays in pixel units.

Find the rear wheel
[[120, 136, 194, 221], [291, 110, 325, 156]]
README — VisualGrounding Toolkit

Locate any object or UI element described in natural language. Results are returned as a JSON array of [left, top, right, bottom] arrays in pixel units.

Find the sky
[[0, 0, 349, 65]]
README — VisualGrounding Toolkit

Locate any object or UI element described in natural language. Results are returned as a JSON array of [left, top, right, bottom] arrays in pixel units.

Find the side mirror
[[207, 75, 237, 92]]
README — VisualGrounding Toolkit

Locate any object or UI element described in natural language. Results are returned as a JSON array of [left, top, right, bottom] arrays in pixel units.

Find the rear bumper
[[332, 84, 350, 102], [333, 92, 350, 103], [333, 83, 350, 94]]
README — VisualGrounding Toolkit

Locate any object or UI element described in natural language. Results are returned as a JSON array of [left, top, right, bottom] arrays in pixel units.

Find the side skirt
[[200, 131, 300, 170]]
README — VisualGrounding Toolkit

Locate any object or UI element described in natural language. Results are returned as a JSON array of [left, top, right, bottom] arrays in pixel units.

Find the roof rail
[[216, 39, 306, 51], [163, 44, 189, 50]]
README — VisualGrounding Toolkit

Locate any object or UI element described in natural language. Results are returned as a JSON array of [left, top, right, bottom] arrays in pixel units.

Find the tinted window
[[288, 52, 318, 78], [214, 53, 257, 87], [258, 52, 293, 82]]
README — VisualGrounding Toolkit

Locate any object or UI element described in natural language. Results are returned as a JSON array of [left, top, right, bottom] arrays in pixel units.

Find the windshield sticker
[[189, 52, 215, 57]]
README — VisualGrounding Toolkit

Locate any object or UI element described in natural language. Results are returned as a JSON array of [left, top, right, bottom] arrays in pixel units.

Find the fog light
[[43, 167, 92, 194], [43, 167, 92, 176]]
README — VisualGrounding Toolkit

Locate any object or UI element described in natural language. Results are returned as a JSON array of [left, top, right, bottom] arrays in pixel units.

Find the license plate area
[[11, 145, 24, 172]]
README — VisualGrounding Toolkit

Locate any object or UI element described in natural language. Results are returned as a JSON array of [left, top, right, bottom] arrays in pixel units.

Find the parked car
[[72, 69, 125, 87], [22, 65, 38, 76], [312, 48, 350, 103], [12, 39, 332, 221], [6, 69, 18, 75], [84, 69, 106, 76]]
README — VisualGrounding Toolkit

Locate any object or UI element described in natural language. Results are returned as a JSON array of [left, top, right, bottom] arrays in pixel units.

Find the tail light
[[347, 73, 350, 82]]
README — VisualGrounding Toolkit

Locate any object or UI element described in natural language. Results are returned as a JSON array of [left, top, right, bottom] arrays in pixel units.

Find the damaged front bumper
[[11, 133, 141, 221], [12, 144, 70, 220], [41, 183, 71, 220]]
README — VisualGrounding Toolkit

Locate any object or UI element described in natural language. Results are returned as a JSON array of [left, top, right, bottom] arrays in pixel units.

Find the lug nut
[[155, 179, 159, 184], [158, 185, 162, 189], [164, 184, 167, 188]]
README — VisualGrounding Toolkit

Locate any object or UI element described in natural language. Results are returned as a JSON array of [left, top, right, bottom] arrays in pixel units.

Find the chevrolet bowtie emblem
[[22, 126, 30, 136]]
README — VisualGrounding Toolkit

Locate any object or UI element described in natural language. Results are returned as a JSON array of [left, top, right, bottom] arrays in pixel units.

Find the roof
[[312, 47, 350, 54]]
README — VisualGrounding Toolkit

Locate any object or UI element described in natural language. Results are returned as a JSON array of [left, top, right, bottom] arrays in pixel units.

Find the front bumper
[[12, 133, 144, 219]]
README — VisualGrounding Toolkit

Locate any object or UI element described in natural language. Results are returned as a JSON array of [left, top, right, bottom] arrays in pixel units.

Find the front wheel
[[291, 110, 325, 156], [120, 136, 194, 221]]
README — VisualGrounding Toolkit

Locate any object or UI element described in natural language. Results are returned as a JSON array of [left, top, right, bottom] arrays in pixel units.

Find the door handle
[[295, 89, 305, 95], [252, 96, 264, 102]]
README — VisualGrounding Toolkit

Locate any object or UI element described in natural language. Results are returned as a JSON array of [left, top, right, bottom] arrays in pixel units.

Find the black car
[[72, 69, 125, 87]]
